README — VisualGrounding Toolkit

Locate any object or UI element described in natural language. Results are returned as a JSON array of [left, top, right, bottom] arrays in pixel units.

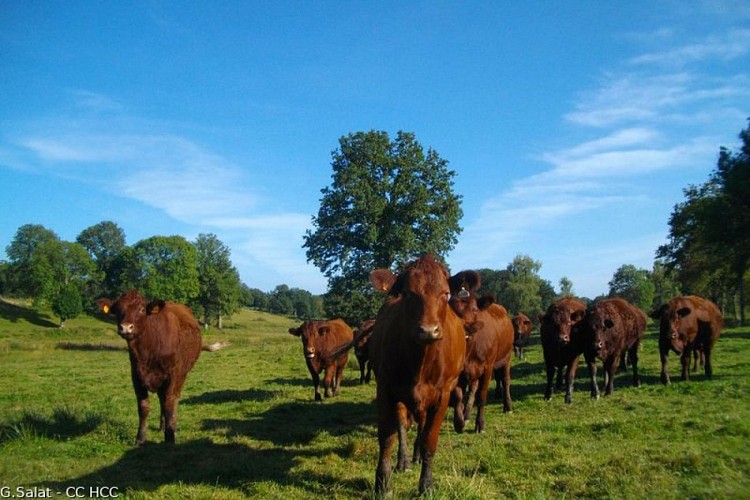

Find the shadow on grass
[[203, 400, 375, 446], [0, 297, 58, 328], [56, 342, 126, 352], [0, 408, 101, 444], [42, 439, 329, 495], [182, 388, 279, 405]]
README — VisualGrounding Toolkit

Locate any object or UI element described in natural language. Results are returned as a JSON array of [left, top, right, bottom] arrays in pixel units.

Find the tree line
[[2, 122, 747, 327]]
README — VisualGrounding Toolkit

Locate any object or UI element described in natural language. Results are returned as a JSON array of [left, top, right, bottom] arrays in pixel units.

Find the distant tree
[[23, 240, 98, 307], [608, 264, 654, 312], [558, 277, 574, 297], [52, 283, 83, 327], [268, 285, 294, 316], [538, 279, 557, 315], [478, 255, 547, 322], [4, 224, 59, 298], [126, 236, 199, 303], [193, 233, 242, 328], [76, 221, 127, 297], [304, 130, 463, 323], [650, 260, 682, 310]]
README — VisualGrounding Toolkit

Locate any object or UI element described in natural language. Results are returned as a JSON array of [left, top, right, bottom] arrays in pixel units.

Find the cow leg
[[475, 369, 494, 433], [417, 393, 451, 495], [375, 400, 397, 497], [333, 363, 345, 396], [555, 365, 565, 390], [134, 386, 149, 446], [630, 345, 641, 388], [603, 357, 616, 396], [564, 358, 580, 405], [680, 347, 692, 381], [704, 345, 713, 379], [544, 361, 556, 400], [365, 361, 372, 384], [659, 341, 671, 385], [358, 360, 366, 384], [310, 370, 322, 401], [158, 385, 178, 444], [585, 353, 599, 400], [395, 403, 411, 472], [452, 382, 466, 433], [463, 378, 479, 424], [323, 367, 336, 398]]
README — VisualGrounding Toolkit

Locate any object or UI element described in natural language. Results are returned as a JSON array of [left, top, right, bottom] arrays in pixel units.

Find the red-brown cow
[[512, 313, 533, 359], [578, 298, 647, 398], [649, 295, 723, 385], [354, 319, 376, 384], [97, 290, 224, 445], [539, 297, 588, 404], [369, 255, 466, 496], [448, 271, 513, 433], [288, 319, 354, 401]]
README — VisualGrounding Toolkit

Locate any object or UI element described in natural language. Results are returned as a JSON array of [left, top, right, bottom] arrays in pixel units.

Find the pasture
[[1, 297, 749, 499]]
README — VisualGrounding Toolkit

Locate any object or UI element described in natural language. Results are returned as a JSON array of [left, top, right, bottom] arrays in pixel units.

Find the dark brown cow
[[288, 319, 354, 401], [539, 297, 588, 404], [354, 319, 376, 384], [579, 298, 646, 398], [448, 271, 513, 433], [512, 313, 533, 359], [649, 295, 723, 385], [369, 255, 466, 496], [97, 290, 222, 445]]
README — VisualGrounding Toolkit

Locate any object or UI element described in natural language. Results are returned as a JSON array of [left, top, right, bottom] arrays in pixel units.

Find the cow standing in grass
[[288, 319, 354, 401], [368, 255, 466, 496], [97, 291, 225, 445], [578, 298, 647, 398], [353, 319, 376, 384], [512, 313, 533, 359], [650, 295, 723, 384], [540, 297, 588, 404]]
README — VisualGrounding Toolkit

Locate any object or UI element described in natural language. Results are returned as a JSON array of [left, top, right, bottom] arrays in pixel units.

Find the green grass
[[1, 297, 749, 498]]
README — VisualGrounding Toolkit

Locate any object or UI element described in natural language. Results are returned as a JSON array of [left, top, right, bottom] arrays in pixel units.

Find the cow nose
[[305, 347, 316, 358], [418, 324, 441, 342], [597, 341, 604, 349], [561, 334, 570, 343], [119, 323, 134, 335]]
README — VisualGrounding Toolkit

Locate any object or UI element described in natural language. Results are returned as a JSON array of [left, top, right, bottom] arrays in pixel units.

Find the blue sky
[[1, 1, 749, 298]]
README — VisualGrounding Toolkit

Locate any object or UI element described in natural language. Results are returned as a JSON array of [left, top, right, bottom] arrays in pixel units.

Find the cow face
[[97, 290, 149, 341], [588, 312, 617, 359], [371, 255, 452, 343], [545, 305, 585, 345], [448, 270, 480, 335], [650, 304, 692, 353], [288, 321, 329, 360], [512, 314, 533, 344]]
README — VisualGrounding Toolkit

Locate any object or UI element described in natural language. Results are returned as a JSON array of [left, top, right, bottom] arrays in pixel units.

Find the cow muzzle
[[417, 324, 442, 343], [305, 347, 316, 359], [118, 323, 136, 340]]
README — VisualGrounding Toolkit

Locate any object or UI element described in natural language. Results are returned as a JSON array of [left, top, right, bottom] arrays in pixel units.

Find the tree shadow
[[0, 297, 58, 328], [202, 400, 375, 446], [182, 388, 279, 405], [56, 342, 126, 352], [0, 408, 102, 444]]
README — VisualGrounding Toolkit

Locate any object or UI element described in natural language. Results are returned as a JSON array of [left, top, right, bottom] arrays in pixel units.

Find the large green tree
[[76, 221, 127, 298], [4, 224, 59, 298], [303, 130, 463, 323], [608, 264, 654, 312], [477, 255, 551, 323], [193, 233, 242, 328], [124, 236, 199, 303]]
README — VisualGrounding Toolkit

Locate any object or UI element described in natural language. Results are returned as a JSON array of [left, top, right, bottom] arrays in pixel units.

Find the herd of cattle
[[96, 254, 724, 497]]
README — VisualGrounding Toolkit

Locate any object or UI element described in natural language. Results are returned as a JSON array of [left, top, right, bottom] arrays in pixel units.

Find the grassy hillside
[[1, 297, 748, 498]]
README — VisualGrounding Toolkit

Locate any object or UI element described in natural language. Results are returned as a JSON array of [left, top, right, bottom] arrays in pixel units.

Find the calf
[[288, 319, 354, 401], [539, 297, 588, 404], [579, 298, 646, 398], [650, 295, 723, 384], [97, 291, 212, 445], [512, 313, 533, 359], [369, 255, 466, 496], [354, 319, 376, 384], [448, 272, 513, 433]]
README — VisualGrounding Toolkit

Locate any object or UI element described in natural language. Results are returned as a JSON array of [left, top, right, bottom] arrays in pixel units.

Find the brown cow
[[578, 298, 647, 398], [288, 319, 354, 401], [369, 255, 466, 496], [448, 271, 513, 433], [512, 313, 533, 359], [96, 290, 224, 445], [354, 319, 376, 384], [539, 297, 588, 404], [649, 295, 723, 385]]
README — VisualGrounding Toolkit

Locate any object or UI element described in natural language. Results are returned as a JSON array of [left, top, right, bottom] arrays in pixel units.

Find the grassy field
[[1, 297, 749, 499]]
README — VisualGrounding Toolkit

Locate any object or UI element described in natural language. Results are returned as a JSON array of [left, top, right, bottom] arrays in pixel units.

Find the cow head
[[370, 254, 452, 343], [288, 320, 330, 361], [512, 313, 533, 345], [586, 307, 617, 359], [650, 303, 692, 353], [543, 302, 585, 345], [96, 290, 150, 341], [448, 270, 481, 335]]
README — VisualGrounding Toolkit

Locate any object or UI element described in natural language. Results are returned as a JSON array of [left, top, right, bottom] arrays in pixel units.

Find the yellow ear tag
[[102, 305, 110, 314]]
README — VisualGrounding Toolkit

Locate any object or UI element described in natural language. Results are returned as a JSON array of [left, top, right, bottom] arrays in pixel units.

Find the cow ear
[[370, 269, 397, 294], [318, 326, 330, 336], [288, 327, 301, 336], [604, 319, 615, 329], [571, 310, 585, 323], [477, 293, 495, 310], [96, 298, 113, 315], [146, 300, 166, 315], [677, 307, 691, 318]]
